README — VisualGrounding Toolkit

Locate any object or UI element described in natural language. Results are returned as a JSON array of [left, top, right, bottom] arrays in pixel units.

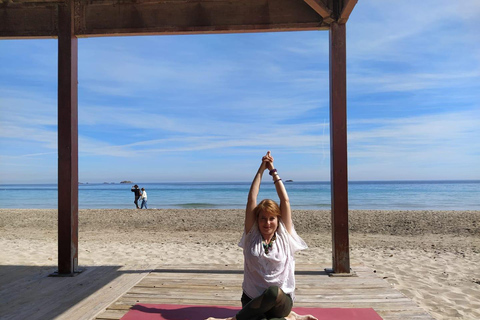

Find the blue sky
[[1, 0, 479, 184]]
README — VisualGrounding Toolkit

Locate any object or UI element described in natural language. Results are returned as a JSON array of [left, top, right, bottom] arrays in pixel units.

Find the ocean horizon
[[1, 180, 479, 210]]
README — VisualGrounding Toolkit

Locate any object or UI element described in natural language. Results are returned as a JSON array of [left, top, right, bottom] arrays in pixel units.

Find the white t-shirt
[[239, 220, 307, 300]]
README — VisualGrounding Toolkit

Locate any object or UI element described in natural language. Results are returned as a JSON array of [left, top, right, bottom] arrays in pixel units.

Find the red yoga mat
[[120, 303, 383, 320]]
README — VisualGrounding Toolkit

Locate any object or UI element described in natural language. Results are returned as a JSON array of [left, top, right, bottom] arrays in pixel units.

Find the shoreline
[[1, 209, 479, 319], [3, 180, 480, 212]]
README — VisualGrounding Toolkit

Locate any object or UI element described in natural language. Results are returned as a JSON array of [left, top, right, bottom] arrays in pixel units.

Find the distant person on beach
[[206, 151, 316, 320], [131, 185, 141, 209], [140, 188, 148, 209]]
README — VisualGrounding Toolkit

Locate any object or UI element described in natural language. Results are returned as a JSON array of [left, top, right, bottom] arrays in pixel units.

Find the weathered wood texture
[[0, 265, 153, 320], [339, 0, 358, 23], [57, 0, 79, 275], [303, 0, 334, 23], [0, 0, 60, 38], [0, 0, 329, 38], [95, 264, 435, 320], [329, 21, 349, 274]]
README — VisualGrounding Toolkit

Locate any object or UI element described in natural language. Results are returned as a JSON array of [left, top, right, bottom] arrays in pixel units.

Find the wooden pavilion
[[1, 0, 356, 276]]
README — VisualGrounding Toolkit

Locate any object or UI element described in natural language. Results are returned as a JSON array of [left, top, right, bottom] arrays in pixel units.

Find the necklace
[[262, 233, 277, 255]]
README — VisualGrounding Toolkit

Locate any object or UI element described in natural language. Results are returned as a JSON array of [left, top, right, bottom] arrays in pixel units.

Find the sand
[[0, 209, 479, 319]]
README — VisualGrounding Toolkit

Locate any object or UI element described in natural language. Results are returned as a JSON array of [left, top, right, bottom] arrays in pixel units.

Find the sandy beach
[[0, 209, 479, 319]]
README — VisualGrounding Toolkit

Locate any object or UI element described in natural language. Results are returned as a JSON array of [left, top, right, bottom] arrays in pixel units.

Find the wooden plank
[[106, 300, 427, 312], [121, 288, 411, 302], [135, 284, 243, 291], [303, 0, 334, 23], [106, 304, 135, 310], [138, 279, 387, 289], [145, 273, 242, 280], [95, 309, 128, 320], [0, 265, 152, 320], [78, 0, 325, 36], [0, 265, 56, 290], [125, 289, 406, 302], [1, 0, 329, 38], [0, 2, 58, 38], [339, 0, 358, 24], [113, 295, 423, 308], [113, 297, 241, 306], [95, 264, 434, 320], [60, 265, 153, 320]]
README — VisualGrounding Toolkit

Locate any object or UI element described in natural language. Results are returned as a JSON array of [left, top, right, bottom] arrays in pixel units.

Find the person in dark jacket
[[131, 184, 141, 209]]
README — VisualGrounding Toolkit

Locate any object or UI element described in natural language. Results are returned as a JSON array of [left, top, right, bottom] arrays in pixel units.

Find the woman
[[207, 151, 316, 320], [140, 187, 148, 209]]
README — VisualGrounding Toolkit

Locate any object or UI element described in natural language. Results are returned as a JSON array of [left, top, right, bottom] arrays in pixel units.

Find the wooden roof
[[0, 0, 357, 38]]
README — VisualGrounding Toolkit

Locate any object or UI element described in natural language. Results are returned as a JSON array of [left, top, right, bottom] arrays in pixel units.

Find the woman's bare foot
[[286, 311, 318, 320]]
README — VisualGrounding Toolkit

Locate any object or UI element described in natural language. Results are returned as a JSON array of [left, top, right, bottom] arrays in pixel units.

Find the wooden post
[[328, 21, 350, 274], [57, 0, 79, 275]]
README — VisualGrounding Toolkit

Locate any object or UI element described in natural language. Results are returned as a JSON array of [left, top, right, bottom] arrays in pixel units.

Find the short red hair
[[253, 199, 281, 218]]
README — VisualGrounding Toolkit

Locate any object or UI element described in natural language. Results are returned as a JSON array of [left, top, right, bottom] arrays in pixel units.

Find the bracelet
[[269, 169, 277, 176], [274, 179, 282, 184]]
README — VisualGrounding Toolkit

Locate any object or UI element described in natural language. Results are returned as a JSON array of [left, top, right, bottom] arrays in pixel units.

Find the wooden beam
[[57, 0, 79, 275], [328, 21, 350, 274], [303, 0, 334, 24], [0, 0, 328, 39], [77, 0, 325, 37], [0, 1, 58, 39], [339, 0, 358, 24]]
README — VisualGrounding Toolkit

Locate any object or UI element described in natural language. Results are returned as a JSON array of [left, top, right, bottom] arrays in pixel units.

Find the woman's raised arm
[[245, 154, 269, 233], [265, 152, 293, 234]]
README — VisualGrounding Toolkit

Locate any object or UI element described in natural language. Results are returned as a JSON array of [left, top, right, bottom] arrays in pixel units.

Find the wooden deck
[[0, 264, 153, 320], [95, 264, 434, 320]]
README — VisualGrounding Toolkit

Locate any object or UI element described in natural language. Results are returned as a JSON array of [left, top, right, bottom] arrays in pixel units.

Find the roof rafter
[[303, 0, 334, 24], [339, 0, 358, 23]]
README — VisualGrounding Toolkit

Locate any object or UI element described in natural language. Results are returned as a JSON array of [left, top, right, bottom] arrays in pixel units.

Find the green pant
[[236, 286, 293, 320]]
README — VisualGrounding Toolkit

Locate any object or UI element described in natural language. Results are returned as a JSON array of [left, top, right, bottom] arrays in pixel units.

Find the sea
[[0, 181, 479, 210]]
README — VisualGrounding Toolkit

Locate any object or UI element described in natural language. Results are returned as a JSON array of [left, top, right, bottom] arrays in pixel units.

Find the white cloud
[[77, 121, 329, 158], [348, 0, 480, 73], [349, 69, 480, 94], [348, 110, 480, 179], [1, 0, 479, 182], [78, 42, 240, 97]]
